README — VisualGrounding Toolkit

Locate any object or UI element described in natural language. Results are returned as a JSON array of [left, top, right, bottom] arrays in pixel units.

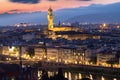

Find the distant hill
[[65, 12, 120, 23], [0, 2, 120, 26], [0, 12, 47, 26], [56, 2, 120, 23]]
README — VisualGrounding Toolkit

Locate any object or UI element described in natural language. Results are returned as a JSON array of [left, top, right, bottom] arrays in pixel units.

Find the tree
[[81, 78, 91, 80], [40, 69, 49, 80], [27, 47, 35, 57], [115, 50, 120, 59], [107, 58, 118, 67]]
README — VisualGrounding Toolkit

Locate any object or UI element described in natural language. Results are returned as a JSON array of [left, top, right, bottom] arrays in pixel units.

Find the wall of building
[[34, 47, 87, 65]]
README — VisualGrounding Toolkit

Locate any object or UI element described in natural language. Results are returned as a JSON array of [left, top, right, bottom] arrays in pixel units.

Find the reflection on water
[[38, 70, 119, 80], [90, 74, 93, 80], [113, 78, 117, 80], [101, 76, 105, 80]]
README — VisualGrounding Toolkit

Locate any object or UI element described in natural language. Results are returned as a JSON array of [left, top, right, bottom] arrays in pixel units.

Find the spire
[[48, 6, 52, 12], [59, 21, 61, 27]]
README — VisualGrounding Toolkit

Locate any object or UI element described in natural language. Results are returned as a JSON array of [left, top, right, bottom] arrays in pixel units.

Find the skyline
[[0, 1, 120, 80], [0, 0, 120, 14]]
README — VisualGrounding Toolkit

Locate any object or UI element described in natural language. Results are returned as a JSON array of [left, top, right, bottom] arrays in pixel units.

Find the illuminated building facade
[[46, 8, 100, 40], [47, 7, 78, 32], [2, 46, 29, 59], [48, 7, 54, 30], [96, 53, 116, 66], [48, 33, 100, 40], [34, 47, 86, 64]]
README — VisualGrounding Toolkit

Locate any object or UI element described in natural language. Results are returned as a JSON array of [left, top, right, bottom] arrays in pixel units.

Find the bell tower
[[48, 7, 53, 30]]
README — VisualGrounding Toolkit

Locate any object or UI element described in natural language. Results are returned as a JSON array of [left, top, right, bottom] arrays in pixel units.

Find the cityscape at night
[[0, 0, 120, 80]]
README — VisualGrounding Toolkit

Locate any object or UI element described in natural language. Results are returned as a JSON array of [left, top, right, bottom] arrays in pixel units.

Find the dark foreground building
[[0, 63, 38, 80]]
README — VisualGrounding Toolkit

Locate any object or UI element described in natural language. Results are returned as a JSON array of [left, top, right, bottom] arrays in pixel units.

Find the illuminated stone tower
[[48, 7, 53, 30]]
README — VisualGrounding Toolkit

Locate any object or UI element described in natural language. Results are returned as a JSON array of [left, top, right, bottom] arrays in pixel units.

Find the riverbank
[[36, 62, 120, 78]]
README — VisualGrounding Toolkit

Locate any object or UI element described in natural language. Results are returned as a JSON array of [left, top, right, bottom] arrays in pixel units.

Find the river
[[38, 70, 119, 80]]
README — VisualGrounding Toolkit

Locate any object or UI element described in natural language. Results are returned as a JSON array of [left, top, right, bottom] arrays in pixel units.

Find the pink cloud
[[0, 0, 119, 14]]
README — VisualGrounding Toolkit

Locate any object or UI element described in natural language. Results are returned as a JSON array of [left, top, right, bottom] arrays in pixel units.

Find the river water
[[38, 70, 120, 80]]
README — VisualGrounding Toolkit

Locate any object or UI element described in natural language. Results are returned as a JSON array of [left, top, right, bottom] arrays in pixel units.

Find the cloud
[[77, 0, 91, 1], [9, 9, 23, 13], [2, 9, 22, 14], [66, 0, 91, 1], [47, 0, 57, 1], [4, 9, 42, 14], [9, 9, 20, 12], [9, 0, 40, 4]]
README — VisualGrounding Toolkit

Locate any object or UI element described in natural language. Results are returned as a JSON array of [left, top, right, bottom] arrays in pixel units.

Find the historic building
[[47, 7, 78, 32], [34, 46, 87, 64], [96, 53, 116, 66], [46, 7, 100, 40]]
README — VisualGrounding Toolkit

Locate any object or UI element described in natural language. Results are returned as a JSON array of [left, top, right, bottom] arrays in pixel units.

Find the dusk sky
[[0, 0, 120, 14]]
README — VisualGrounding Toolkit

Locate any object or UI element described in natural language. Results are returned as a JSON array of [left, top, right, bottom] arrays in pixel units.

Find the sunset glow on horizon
[[0, 0, 120, 14]]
